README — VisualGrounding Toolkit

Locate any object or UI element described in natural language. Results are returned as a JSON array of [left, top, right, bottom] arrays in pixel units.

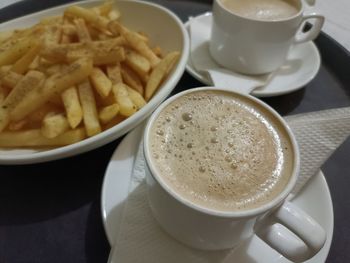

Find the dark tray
[[0, 1, 349, 263]]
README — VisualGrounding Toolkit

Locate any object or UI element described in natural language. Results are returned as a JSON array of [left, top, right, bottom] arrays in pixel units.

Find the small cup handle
[[294, 11, 325, 44], [257, 201, 326, 262]]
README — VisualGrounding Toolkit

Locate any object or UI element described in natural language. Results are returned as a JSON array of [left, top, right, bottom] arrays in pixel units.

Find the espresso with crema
[[220, 0, 300, 20], [149, 90, 294, 212]]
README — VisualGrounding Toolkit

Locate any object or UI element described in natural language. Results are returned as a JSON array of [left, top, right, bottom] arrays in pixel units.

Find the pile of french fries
[[0, 1, 180, 148]]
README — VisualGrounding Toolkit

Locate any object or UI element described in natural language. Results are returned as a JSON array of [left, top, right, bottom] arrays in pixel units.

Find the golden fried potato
[[61, 87, 83, 129], [108, 21, 161, 67], [0, 128, 85, 147], [41, 112, 70, 138], [65, 5, 109, 30], [112, 83, 137, 117], [121, 65, 143, 95], [145, 51, 180, 101], [0, 38, 35, 67], [0, 70, 45, 132], [78, 80, 101, 137], [0, 1, 180, 148], [10, 58, 93, 122], [98, 103, 120, 124], [90, 67, 112, 98]]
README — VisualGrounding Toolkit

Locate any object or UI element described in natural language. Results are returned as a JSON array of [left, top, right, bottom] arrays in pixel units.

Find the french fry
[[0, 38, 35, 67], [67, 45, 125, 65], [1, 71, 23, 88], [106, 63, 122, 84], [27, 102, 61, 123], [78, 80, 101, 136], [41, 37, 126, 62], [99, 93, 116, 106], [0, 26, 44, 52], [0, 87, 7, 105], [136, 32, 149, 43], [62, 24, 76, 37], [127, 86, 146, 110], [86, 25, 101, 40], [7, 119, 28, 131], [41, 112, 70, 138], [125, 49, 151, 77], [92, 36, 126, 47], [0, 65, 10, 77], [97, 32, 112, 41], [74, 18, 92, 43], [108, 21, 161, 67], [10, 41, 42, 74], [112, 83, 137, 117], [37, 57, 57, 68], [45, 64, 62, 76], [65, 5, 109, 31], [98, 103, 119, 124], [60, 34, 72, 44], [166, 53, 180, 75], [152, 46, 163, 58], [61, 18, 75, 44], [121, 65, 143, 95], [90, 67, 112, 98], [145, 51, 180, 101], [3, 71, 45, 110], [28, 56, 40, 70], [40, 15, 62, 26], [61, 87, 83, 129], [92, 0, 114, 16], [42, 25, 62, 47], [108, 9, 121, 21], [0, 128, 86, 147], [0, 70, 45, 132], [10, 57, 93, 122], [0, 31, 13, 44]]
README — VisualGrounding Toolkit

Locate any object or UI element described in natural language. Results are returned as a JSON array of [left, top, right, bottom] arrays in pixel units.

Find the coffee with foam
[[220, 0, 300, 21], [149, 90, 294, 212]]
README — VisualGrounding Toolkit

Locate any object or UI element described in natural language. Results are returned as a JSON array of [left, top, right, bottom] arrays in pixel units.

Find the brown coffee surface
[[149, 90, 294, 212], [220, 0, 300, 20]]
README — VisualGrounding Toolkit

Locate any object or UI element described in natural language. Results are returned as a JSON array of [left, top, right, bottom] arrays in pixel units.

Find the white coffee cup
[[209, 0, 325, 75], [144, 87, 326, 262]]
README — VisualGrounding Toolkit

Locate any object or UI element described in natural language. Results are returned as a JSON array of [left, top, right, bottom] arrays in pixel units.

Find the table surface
[[0, 1, 349, 263]]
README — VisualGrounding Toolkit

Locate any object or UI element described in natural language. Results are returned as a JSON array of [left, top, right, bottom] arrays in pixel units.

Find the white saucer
[[185, 13, 321, 97], [101, 124, 333, 262]]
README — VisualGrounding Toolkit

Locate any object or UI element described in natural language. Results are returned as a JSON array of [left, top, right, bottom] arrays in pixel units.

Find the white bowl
[[0, 0, 189, 165]]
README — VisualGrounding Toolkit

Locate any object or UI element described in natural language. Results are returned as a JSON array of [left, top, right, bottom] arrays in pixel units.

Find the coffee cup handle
[[294, 11, 325, 44], [257, 201, 326, 263]]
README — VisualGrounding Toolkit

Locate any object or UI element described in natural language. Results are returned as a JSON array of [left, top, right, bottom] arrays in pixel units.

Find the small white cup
[[144, 87, 326, 262], [209, 0, 325, 75]]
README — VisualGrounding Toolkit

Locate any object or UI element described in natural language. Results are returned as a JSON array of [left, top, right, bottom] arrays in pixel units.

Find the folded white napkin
[[285, 107, 350, 196], [108, 107, 350, 263], [189, 15, 273, 94]]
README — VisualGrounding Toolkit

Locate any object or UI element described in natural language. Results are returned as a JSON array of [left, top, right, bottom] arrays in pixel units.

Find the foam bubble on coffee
[[220, 0, 300, 21], [149, 91, 293, 212]]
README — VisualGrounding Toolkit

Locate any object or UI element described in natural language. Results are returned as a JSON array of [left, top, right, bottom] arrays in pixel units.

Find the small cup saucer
[[101, 124, 333, 263], [185, 13, 321, 97]]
